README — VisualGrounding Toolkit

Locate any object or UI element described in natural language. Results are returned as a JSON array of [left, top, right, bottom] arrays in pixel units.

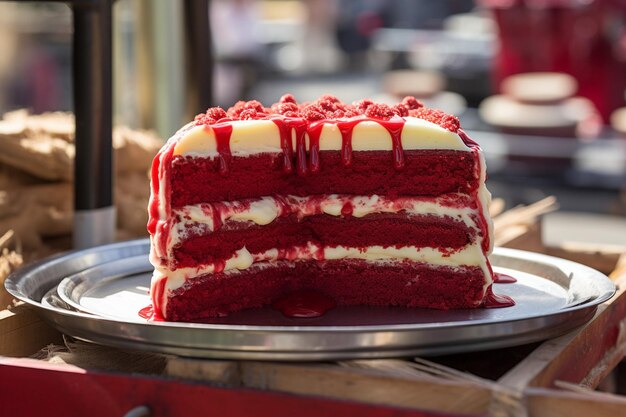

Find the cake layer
[[172, 213, 476, 269], [163, 260, 488, 321], [157, 243, 490, 295], [170, 150, 479, 207]]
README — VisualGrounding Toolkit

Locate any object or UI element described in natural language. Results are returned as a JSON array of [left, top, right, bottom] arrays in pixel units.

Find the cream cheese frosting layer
[[154, 242, 493, 300], [165, 193, 493, 263], [476, 150, 494, 253], [173, 193, 483, 231], [173, 117, 471, 157]]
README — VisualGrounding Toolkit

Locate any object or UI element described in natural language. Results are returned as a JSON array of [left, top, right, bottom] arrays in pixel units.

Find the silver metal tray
[[5, 239, 616, 360]]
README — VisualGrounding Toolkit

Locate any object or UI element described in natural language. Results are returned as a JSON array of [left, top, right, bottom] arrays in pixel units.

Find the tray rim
[[3, 239, 617, 360], [5, 239, 615, 332], [53, 255, 604, 332]]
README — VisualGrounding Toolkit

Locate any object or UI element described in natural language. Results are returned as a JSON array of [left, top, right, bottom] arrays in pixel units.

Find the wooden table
[[1, 219, 626, 416]]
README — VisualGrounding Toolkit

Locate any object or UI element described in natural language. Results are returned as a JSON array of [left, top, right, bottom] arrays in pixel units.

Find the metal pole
[[72, 0, 115, 248], [1, 0, 211, 248], [184, 0, 213, 117]]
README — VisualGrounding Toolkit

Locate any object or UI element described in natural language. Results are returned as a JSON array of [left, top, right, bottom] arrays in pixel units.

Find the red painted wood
[[532, 285, 626, 387], [0, 359, 473, 417]]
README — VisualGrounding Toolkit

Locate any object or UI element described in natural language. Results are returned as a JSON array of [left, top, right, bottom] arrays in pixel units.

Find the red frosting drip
[[210, 202, 224, 232], [293, 121, 308, 176], [481, 260, 515, 308], [138, 305, 164, 322], [341, 201, 354, 216], [148, 140, 176, 259], [381, 119, 406, 170], [212, 124, 234, 175], [273, 116, 409, 171], [272, 118, 294, 174], [338, 121, 355, 166], [272, 289, 337, 318], [274, 195, 292, 216], [494, 272, 517, 284], [307, 122, 323, 173], [457, 129, 479, 148], [483, 286, 516, 308], [149, 277, 167, 321], [146, 154, 161, 235]]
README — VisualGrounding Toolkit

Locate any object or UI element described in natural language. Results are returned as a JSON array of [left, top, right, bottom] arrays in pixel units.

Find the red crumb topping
[[194, 107, 228, 125], [364, 103, 395, 119], [225, 100, 266, 119], [195, 95, 460, 132], [279, 93, 297, 104], [408, 108, 460, 132], [402, 96, 423, 110]]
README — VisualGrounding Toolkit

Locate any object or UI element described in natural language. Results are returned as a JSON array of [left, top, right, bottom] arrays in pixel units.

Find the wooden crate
[[2, 207, 626, 416], [162, 263, 626, 416]]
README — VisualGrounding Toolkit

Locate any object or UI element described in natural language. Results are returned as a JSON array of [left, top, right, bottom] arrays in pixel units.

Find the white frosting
[[148, 145, 171, 264], [174, 120, 281, 156], [173, 117, 471, 157], [476, 151, 494, 253]]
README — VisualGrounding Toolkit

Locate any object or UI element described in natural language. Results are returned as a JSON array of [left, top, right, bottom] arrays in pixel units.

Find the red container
[[479, 0, 626, 122]]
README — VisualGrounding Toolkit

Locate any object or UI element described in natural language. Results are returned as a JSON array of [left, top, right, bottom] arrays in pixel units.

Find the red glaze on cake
[[148, 95, 509, 322]]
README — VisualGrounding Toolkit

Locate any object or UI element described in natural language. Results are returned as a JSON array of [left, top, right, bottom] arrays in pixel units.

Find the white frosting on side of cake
[[149, 146, 171, 263], [173, 117, 471, 156], [476, 151, 494, 253], [230, 198, 282, 225]]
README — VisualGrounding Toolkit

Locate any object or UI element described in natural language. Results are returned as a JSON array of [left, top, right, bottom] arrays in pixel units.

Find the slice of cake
[[148, 94, 508, 322]]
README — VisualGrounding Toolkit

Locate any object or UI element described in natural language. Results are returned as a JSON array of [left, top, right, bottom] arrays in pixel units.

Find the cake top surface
[[170, 95, 477, 158], [193, 94, 461, 133]]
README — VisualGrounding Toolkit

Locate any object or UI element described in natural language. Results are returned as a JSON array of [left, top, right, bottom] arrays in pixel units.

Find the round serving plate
[[5, 239, 616, 361]]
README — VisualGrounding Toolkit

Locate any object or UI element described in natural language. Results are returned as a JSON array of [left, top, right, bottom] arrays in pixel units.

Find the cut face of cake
[[148, 95, 507, 321]]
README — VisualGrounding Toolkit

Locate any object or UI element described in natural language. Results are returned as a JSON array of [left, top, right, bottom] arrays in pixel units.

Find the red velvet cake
[[148, 94, 505, 321]]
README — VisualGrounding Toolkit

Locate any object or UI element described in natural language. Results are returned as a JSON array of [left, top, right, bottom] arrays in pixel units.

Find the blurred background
[[1, 0, 626, 250], [3, 1, 626, 398]]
